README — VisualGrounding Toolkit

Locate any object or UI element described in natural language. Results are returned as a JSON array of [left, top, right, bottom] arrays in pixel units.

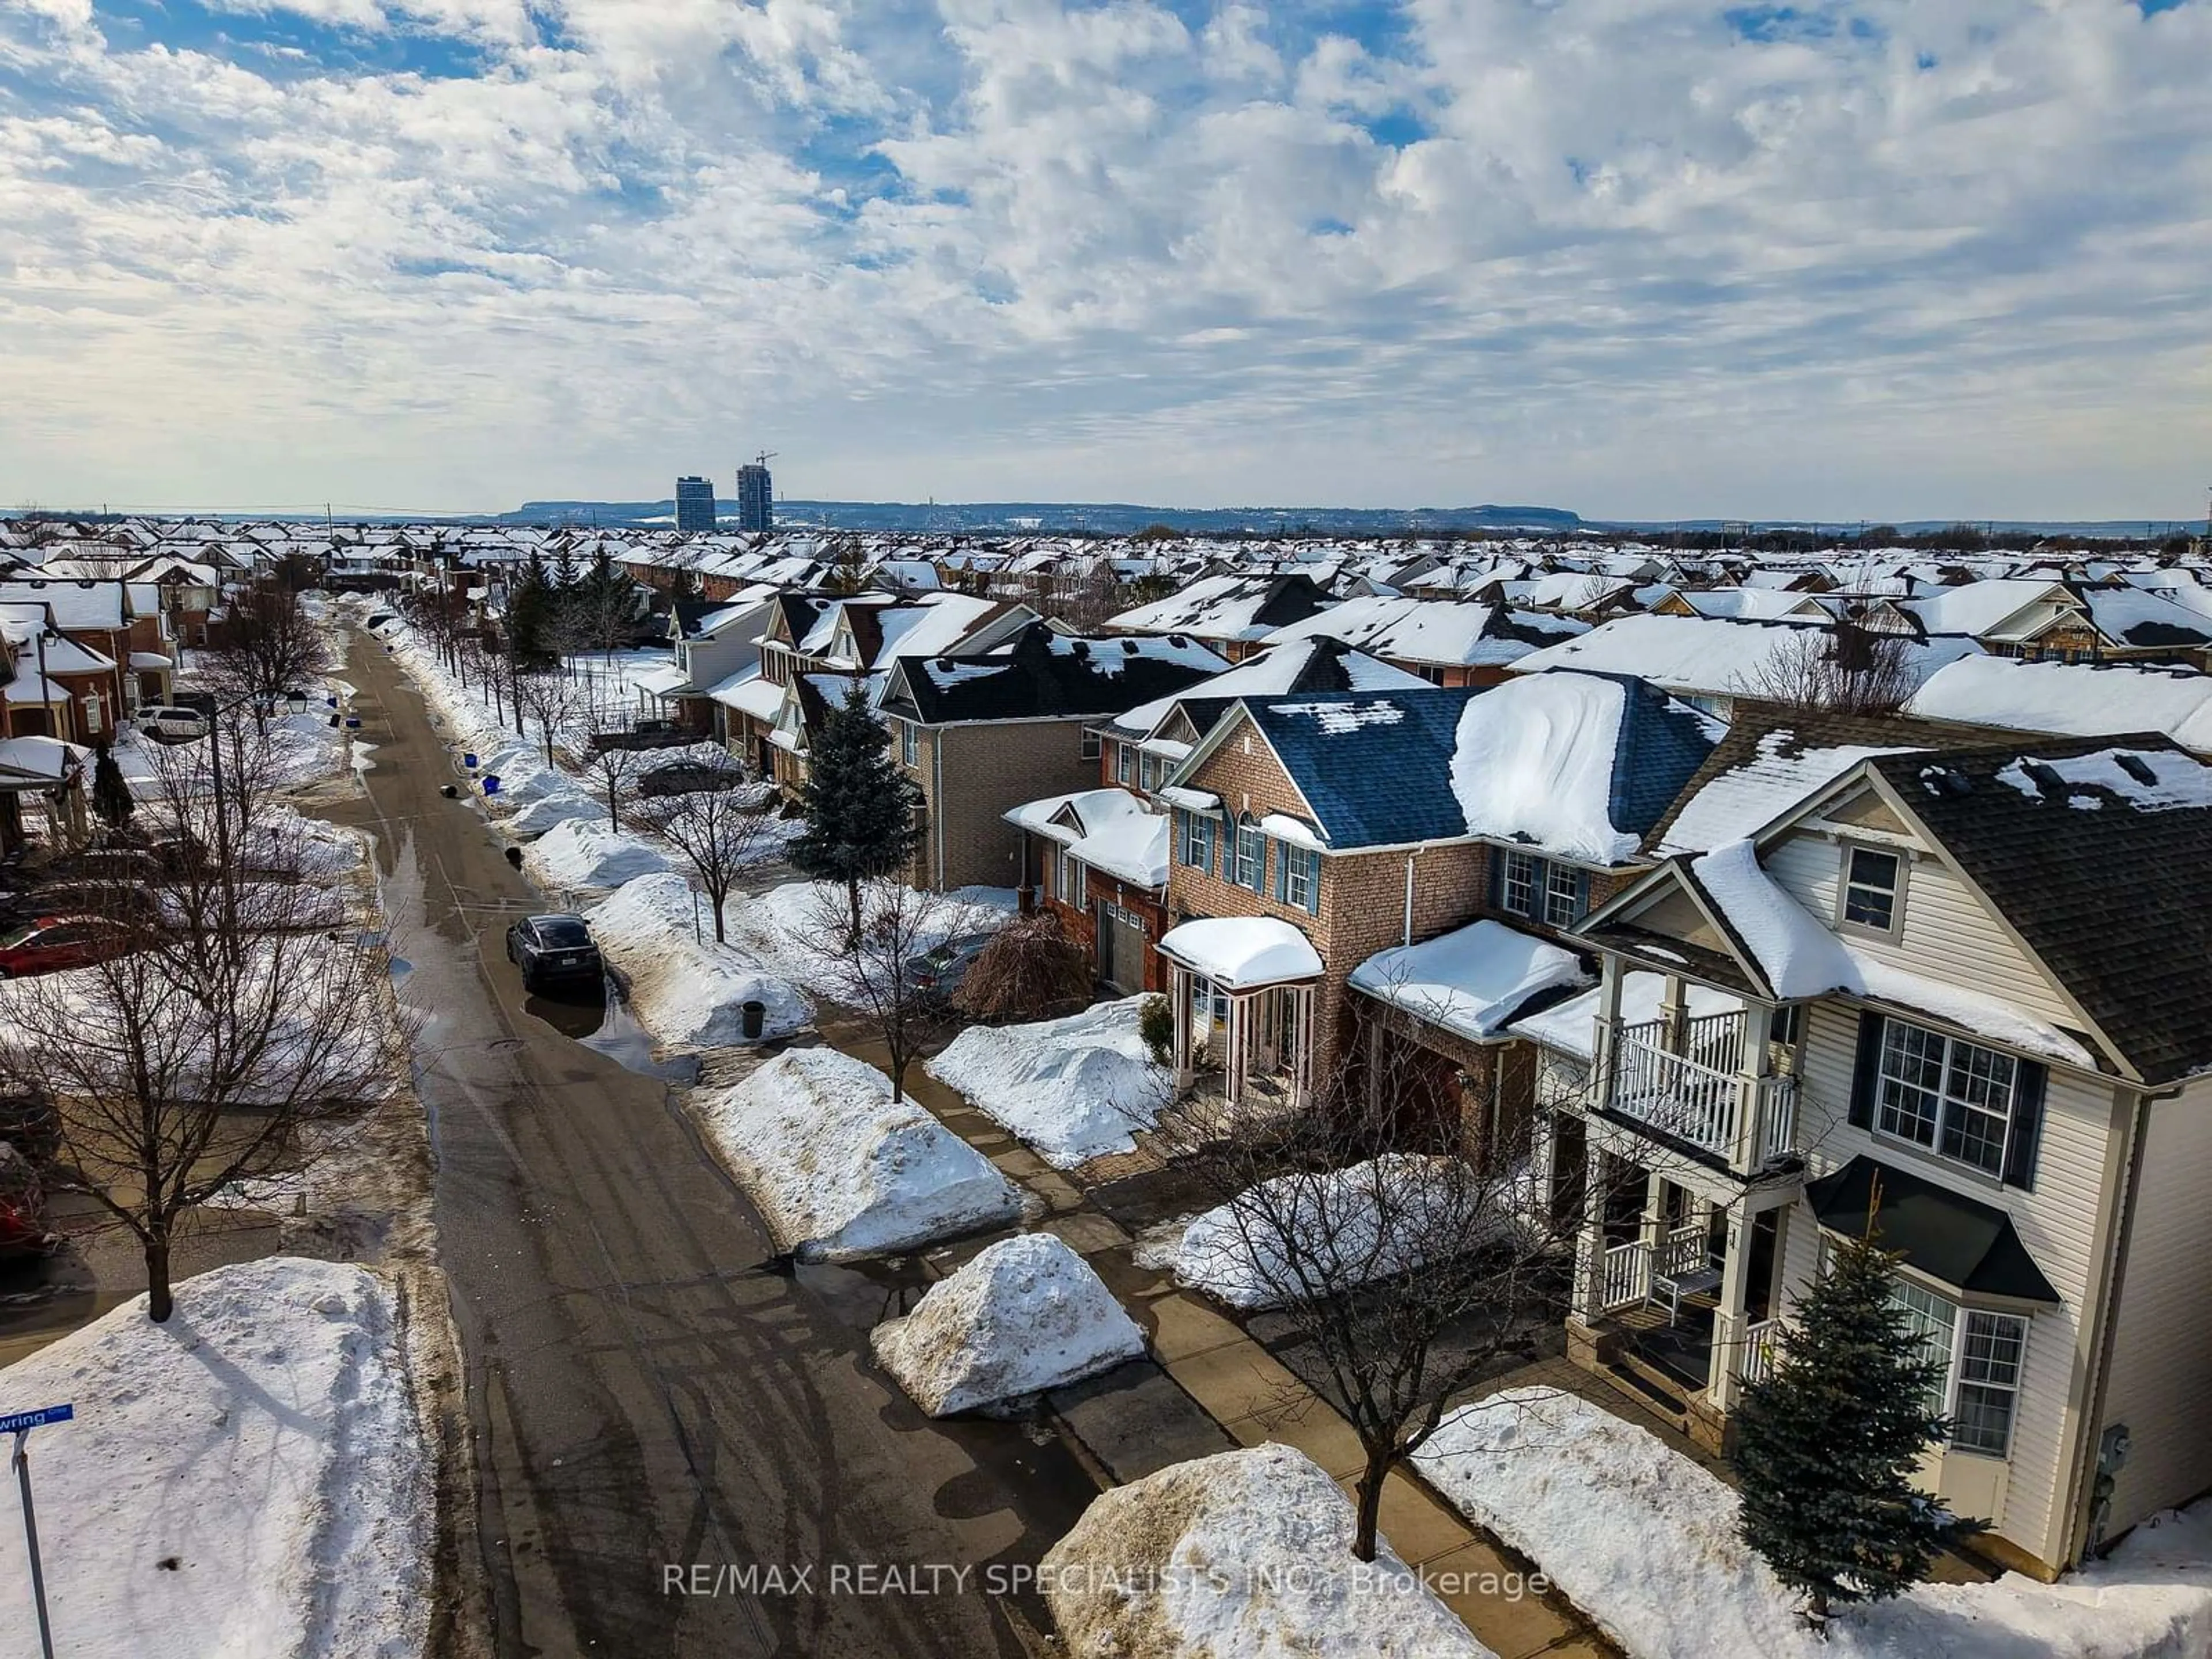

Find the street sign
[[0, 1407, 70, 1437], [3, 1404, 68, 1659]]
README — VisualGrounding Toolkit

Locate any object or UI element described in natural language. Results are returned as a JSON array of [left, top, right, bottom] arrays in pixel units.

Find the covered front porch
[[1159, 916, 1322, 1118], [1556, 1130, 1797, 1451]]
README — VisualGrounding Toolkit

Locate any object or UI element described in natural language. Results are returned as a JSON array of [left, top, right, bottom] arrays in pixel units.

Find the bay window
[[1882, 1276, 2027, 1459]]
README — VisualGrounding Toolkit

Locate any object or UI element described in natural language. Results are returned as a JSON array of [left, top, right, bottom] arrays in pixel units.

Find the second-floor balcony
[[1603, 1008, 1797, 1173]]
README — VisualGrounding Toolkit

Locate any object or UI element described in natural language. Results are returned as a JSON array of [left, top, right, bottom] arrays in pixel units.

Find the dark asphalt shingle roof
[[882, 623, 1221, 724], [1871, 736, 2212, 1085], [1243, 688, 1480, 850]]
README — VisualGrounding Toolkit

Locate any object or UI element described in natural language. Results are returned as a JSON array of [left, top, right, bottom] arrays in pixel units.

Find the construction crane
[[751, 450, 778, 470]]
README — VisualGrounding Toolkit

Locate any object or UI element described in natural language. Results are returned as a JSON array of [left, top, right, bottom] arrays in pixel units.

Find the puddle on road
[[563, 978, 701, 1085]]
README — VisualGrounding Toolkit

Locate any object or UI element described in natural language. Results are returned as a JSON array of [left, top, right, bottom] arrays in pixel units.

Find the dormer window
[[1840, 846, 1902, 934]]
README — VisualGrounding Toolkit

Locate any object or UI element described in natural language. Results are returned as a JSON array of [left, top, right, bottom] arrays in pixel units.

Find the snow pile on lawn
[[694, 1048, 1021, 1260], [522, 816, 673, 891], [870, 1233, 1144, 1415], [719, 881, 1017, 998], [588, 873, 809, 1046], [1175, 1154, 1505, 1310], [1042, 1443, 1490, 1658], [0, 1257, 431, 1659], [503, 787, 605, 835], [1350, 919, 1588, 1043], [1692, 839, 2093, 1066], [927, 997, 1169, 1168], [1412, 1387, 2212, 1659]]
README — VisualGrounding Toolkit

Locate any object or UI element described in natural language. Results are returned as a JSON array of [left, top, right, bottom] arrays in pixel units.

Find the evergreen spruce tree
[[90, 741, 134, 832], [1734, 1228, 1985, 1626], [506, 552, 559, 669], [789, 683, 921, 942]]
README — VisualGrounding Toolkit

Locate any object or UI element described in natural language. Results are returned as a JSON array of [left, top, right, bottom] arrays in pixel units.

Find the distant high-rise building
[[736, 459, 774, 533], [675, 475, 717, 532]]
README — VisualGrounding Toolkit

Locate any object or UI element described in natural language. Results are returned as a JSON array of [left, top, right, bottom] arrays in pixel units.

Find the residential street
[[333, 635, 1094, 1659]]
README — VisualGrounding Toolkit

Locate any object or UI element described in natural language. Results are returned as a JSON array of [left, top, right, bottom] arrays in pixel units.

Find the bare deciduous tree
[[808, 878, 960, 1100], [952, 906, 1094, 1021], [1143, 1024, 1608, 1563], [203, 582, 332, 734], [512, 666, 584, 768], [633, 767, 780, 943], [0, 736, 402, 1323], [1735, 624, 1918, 715]]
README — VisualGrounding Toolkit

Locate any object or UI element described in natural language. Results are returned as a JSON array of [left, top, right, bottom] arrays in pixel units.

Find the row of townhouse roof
[[554, 550, 2212, 1591], [983, 660, 2212, 1591]]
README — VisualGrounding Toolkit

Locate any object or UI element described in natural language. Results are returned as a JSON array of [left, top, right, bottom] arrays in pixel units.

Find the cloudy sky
[[2, 0, 2206, 520]]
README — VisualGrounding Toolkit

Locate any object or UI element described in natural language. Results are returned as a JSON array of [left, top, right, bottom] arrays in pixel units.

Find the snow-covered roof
[[1158, 916, 1323, 989], [0, 734, 88, 781], [1450, 671, 1721, 864], [1350, 920, 1588, 1042], [1904, 657, 2212, 754], [1688, 840, 2093, 1066], [1657, 728, 1922, 855], [1993, 748, 2212, 812], [1509, 614, 1978, 702], [1259, 595, 1588, 667], [1104, 636, 1416, 737]]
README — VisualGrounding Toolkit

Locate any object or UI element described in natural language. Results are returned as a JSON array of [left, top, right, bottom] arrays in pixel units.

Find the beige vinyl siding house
[[1550, 726, 2212, 1581], [2092, 1081, 2212, 1541]]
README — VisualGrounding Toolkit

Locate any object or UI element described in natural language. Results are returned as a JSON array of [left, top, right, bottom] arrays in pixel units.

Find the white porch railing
[[1600, 1240, 1650, 1313], [1609, 1018, 1798, 1170], [1736, 1318, 1782, 1387]]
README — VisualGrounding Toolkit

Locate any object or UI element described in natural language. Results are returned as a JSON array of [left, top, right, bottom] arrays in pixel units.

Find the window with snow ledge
[[1855, 1013, 2046, 1187], [1838, 843, 1904, 937]]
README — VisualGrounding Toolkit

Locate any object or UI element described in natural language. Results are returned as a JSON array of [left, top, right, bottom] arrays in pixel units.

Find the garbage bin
[[482, 773, 501, 796], [741, 1000, 766, 1040], [328, 713, 341, 728], [344, 715, 362, 728], [463, 752, 478, 769]]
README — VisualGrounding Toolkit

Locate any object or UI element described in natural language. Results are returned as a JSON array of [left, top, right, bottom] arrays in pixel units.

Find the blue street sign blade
[[0, 1406, 71, 1436]]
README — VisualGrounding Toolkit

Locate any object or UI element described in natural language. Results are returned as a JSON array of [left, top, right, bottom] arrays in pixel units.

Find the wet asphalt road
[[334, 635, 1094, 1659]]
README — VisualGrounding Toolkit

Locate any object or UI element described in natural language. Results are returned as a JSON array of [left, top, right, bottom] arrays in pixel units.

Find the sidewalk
[[895, 1069, 1618, 1659]]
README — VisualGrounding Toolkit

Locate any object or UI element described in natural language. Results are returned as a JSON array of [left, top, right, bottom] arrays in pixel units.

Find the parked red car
[[0, 915, 140, 978]]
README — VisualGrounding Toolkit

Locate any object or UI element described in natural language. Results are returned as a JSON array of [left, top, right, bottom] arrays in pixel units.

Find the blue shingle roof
[[1243, 689, 1480, 849]]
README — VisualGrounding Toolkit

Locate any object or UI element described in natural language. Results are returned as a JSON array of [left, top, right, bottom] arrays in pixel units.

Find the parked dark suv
[[504, 914, 604, 994]]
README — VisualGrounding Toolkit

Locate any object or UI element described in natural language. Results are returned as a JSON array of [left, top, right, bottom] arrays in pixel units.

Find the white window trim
[[1502, 850, 1540, 919], [1828, 1249, 2031, 1463], [1543, 861, 1582, 929], [900, 719, 919, 767], [1873, 1018, 2018, 1181], [1836, 841, 1907, 939]]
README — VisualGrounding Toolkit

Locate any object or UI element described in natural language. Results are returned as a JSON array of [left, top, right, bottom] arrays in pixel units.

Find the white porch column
[[1225, 990, 1245, 1109], [1659, 972, 1687, 1052], [1293, 985, 1313, 1108], [1593, 953, 1626, 1115], [1729, 1001, 1776, 1171], [1570, 1142, 1610, 1321], [1639, 1169, 1669, 1253], [1708, 1207, 1755, 1408], [1171, 967, 1192, 1089]]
